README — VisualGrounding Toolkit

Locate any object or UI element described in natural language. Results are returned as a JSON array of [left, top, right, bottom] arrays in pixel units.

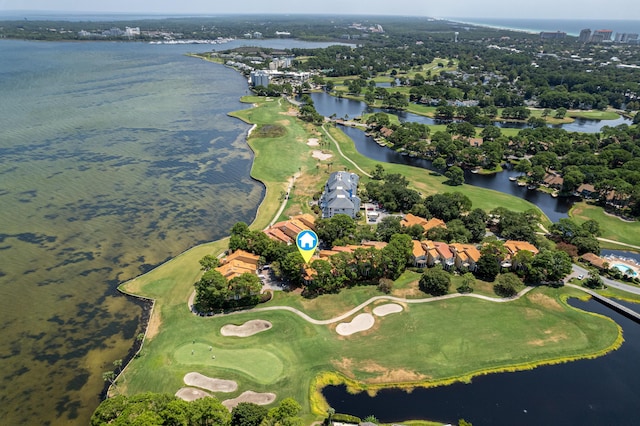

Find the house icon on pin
[[297, 230, 317, 250]]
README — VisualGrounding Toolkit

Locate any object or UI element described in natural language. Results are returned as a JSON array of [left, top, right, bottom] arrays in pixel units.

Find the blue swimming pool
[[611, 263, 639, 276]]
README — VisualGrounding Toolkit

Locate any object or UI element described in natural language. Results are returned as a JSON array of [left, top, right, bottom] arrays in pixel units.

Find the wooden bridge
[[568, 284, 640, 323]]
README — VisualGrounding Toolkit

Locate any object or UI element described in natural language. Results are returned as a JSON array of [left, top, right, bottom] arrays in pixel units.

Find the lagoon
[[305, 92, 633, 133], [338, 125, 574, 222]]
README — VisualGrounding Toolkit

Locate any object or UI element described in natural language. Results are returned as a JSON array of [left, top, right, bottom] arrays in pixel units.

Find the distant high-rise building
[[615, 32, 639, 43], [578, 28, 591, 43], [540, 31, 566, 40], [250, 70, 270, 88], [591, 29, 613, 43]]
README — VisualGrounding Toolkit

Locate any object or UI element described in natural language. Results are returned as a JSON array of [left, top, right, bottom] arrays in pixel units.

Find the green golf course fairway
[[118, 97, 623, 423]]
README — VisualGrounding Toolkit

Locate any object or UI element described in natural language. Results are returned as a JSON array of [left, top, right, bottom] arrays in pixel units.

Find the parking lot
[[363, 202, 392, 224]]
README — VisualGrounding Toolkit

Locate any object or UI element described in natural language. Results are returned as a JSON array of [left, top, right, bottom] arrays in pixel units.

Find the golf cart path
[[597, 238, 640, 251], [205, 286, 535, 325], [321, 124, 371, 178]]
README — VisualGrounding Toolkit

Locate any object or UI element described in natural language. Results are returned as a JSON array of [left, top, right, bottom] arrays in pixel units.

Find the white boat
[[509, 176, 517, 181]]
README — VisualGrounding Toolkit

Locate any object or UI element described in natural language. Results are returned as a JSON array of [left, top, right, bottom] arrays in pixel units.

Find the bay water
[[0, 40, 264, 425]]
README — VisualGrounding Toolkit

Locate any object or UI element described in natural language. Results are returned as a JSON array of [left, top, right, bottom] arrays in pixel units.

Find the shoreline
[[445, 18, 579, 36], [117, 101, 625, 423], [115, 59, 633, 423]]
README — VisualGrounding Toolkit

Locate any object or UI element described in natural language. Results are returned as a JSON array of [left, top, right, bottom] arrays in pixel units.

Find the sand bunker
[[373, 303, 403, 317], [222, 391, 277, 410], [336, 313, 375, 336], [221, 319, 272, 337], [312, 150, 332, 161], [175, 387, 211, 401], [307, 138, 319, 146], [183, 372, 238, 393]]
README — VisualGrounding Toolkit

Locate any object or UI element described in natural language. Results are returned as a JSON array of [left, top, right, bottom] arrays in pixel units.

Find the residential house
[[581, 253, 607, 270], [216, 250, 260, 280], [401, 213, 447, 233], [263, 214, 316, 244], [419, 240, 455, 269], [433, 242, 455, 270], [576, 183, 597, 199], [543, 172, 564, 189], [293, 213, 316, 230], [380, 127, 394, 138], [318, 243, 388, 260], [503, 240, 539, 268], [412, 240, 428, 267], [469, 137, 483, 147], [319, 171, 361, 218], [361, 241, 388, 250], [449, 243, 481, 271]]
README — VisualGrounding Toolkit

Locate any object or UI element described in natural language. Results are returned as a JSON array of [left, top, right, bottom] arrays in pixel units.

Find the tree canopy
[[419, 265, 451, 296]]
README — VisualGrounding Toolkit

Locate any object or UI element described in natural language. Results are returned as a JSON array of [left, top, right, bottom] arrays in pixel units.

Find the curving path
[[321, 124, 372, 178], [206, 287, 535, 325], [268, 172, 299, 228], [597, 238, 640, 251]]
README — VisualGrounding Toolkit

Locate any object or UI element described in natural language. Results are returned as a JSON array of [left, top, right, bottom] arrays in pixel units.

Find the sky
[[0, 0, 639, 20]]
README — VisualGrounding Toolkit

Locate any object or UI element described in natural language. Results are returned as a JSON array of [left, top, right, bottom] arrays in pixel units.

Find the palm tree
[[102, 371, 118, 395], [327, 408, 335, 425], [113, 359, 124, 383]]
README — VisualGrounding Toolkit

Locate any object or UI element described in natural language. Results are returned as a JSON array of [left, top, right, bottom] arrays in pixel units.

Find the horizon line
[[1, 11, 638, 21]]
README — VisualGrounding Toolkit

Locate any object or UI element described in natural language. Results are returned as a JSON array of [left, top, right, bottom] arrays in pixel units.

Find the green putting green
[[174, 343, 284, 384]]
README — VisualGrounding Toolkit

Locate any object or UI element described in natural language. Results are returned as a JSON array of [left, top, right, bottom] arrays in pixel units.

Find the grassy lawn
[[570, 202, 640, 247], [406, 104, 437, 117], [118, 98, 623, 423], [568, 110, 620, 120], [265, 286, 382, 320], [229, 97, 327, 229], [598, 286, 640, 303]]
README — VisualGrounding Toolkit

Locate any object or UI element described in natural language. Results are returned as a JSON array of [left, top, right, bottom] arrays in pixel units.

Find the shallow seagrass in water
[[0, 40, 264, 425]]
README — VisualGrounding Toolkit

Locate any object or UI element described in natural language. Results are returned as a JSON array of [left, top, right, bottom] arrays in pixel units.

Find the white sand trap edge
[[222, 391, 277, 410], [221, 319, 272, 337], [312, 150, 333, 160], [184, 372, 238, 393], [373, 303, 403, 317], [176, 387, 211, 401], [336, 313, 375, 336], [307, 138, 319, 146]]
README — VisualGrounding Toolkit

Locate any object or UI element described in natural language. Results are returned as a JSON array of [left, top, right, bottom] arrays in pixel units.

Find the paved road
[[567, 264, 640, 295]]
